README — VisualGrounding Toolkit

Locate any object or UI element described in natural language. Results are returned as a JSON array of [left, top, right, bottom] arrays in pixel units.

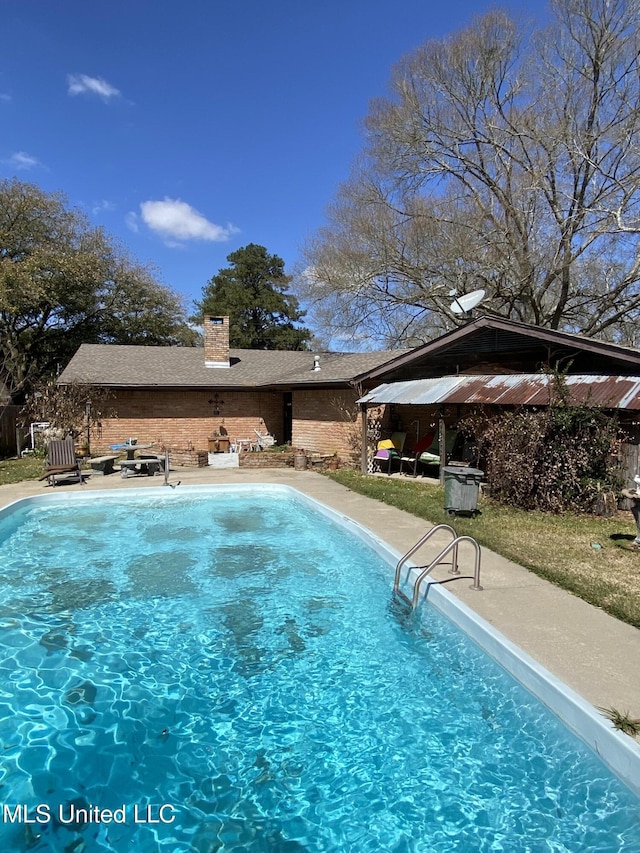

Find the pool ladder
[[393, 524, 483, 609]]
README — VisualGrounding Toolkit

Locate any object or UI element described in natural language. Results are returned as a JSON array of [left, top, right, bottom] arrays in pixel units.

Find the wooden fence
[[0, 405, 21, 458], [618, 423, 640, 487]]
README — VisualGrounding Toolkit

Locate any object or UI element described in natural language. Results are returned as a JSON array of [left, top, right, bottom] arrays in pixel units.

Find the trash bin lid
[[443, 466, 484, 477]]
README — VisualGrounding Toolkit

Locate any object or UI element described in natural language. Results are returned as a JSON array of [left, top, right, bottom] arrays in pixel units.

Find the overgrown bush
[[460, 388, 620, 513], [21, 379, 114, 448]]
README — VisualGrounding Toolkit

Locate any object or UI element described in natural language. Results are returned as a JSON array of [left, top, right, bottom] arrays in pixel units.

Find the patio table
[[110, 442, 153, 461]]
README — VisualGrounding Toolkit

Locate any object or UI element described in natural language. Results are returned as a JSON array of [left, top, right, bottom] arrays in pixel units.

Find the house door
[[283, 392, 292, 444]]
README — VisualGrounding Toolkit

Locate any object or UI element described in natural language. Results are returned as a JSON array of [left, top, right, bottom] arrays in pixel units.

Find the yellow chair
[[373, 432, 406, 475]]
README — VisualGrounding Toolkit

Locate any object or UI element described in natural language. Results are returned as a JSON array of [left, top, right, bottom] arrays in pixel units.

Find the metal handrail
[[393, 525, 482, 609], [393, 524, 458, 606], [411, 536, 483, 608]]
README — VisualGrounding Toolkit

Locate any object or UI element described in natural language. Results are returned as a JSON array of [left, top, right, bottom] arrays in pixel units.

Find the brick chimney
[[204, 315, 230, 368]]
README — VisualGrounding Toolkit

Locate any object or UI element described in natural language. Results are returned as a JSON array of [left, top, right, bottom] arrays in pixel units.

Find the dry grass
[[598, 707, 640, 737], [328, 470, 640, 628]]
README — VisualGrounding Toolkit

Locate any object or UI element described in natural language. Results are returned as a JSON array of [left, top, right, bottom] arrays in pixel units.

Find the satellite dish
[[449, 288, 486, 316]]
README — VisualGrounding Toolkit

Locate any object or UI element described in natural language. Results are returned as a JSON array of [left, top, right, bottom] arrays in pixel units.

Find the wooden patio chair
[[39, 437, 84, 487]]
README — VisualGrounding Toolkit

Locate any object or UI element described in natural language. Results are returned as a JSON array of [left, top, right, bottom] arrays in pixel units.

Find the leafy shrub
[[460, 379, 620, 513]]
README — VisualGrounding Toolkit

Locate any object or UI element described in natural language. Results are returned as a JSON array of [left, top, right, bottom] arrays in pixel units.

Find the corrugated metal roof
[[357, 374, 640, 410], [358, 377, 468, 405]]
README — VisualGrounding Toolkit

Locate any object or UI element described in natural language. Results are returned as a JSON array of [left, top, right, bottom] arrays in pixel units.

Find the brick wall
[[89, 386, 368, 460], [239, 451, 295, 469], [167, 448, 208, 467], [90, 389, 284, 454], [292, 388, 362, 457], [203, 315, 230, 366]]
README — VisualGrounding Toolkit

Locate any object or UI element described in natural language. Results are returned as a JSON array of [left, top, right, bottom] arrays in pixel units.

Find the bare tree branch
[[297, 0, 640, 346]]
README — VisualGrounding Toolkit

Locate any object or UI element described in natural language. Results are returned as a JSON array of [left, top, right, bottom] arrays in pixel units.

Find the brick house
[[58, 316, 400, 460]]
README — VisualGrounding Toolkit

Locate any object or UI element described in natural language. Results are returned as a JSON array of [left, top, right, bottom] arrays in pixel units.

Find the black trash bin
[[443, 466, 484, 516]]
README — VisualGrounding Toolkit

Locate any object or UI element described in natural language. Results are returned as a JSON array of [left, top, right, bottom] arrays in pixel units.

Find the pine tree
[[193, 244, 311, 350]]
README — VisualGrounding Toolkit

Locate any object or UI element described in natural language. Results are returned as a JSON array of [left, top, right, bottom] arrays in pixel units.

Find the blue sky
[[1, 0, 544, 323]]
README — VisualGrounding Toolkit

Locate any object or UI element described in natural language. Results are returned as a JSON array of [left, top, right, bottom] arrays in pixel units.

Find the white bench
[[89, 455, 119, 476]]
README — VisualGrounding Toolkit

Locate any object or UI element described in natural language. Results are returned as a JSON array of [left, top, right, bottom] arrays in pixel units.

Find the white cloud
[[67, 74, 120, 101], [139, 198, 239, 245], [92, 199, 116, 215], [8, 151, 41, 170], [125, 211, 140, 233], [0, 93, 11, 103]]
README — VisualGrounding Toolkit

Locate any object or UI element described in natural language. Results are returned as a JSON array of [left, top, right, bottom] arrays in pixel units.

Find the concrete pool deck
[[1, 465, 639, 733]]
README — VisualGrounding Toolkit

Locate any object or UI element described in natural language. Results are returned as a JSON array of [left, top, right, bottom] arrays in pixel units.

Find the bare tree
[[299, 0, 640, 346], [21, 378, 114, 453]]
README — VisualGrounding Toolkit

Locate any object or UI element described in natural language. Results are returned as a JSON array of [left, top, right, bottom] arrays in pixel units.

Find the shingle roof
[[58, 344, 404, 389]]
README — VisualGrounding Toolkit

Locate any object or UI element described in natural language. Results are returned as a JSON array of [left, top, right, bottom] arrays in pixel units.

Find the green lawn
[[328, 470, 640, 629], [0, 455, 44, 484]]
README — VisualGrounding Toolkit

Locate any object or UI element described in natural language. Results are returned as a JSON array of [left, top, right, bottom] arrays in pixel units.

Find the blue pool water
[[0, 486, 638, 852]]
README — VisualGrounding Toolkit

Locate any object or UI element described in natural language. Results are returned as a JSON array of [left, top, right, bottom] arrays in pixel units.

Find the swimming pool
[[0, 484, 638, 852]]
